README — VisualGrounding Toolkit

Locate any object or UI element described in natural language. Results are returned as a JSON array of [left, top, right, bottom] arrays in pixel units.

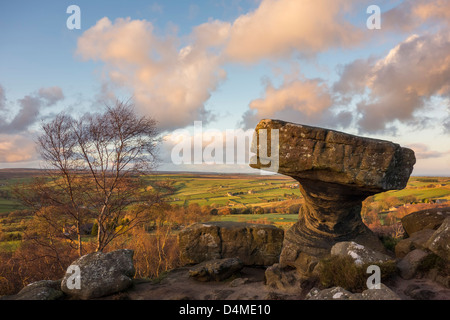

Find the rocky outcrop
[[395, 229, 435, 258], [178, 221, 284, 266], [250, 119, 415, 273], [426, 217, 450, 261], [61, 249, 135, 300], [394, 212, 450, 287], [10, 280, 64, 300], [401, 208, 450, 236], [330, 241, 392, 265], [189, 258, 244, 282], [397, 249, 431, 280]]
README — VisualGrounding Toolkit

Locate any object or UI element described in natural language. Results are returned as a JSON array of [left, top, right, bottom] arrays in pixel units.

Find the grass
[[0, 240, 21, 253]]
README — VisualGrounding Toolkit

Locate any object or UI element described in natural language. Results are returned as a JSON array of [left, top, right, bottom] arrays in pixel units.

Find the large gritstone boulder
[[61, 249, 135, 299], [178, 221, 284, 266], [250, 119, 415, 273]]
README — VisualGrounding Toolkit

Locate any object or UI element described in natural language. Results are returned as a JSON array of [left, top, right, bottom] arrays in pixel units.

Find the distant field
[[212, 213, 299, 229], [1, 170, 450, 214], [1, 170, 450, 252], [0, 170, 42, 214], [144, 172, 301, 208], [373, 176, 450, 202]]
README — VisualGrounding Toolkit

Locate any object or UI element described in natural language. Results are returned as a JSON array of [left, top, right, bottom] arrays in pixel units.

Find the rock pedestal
[[250, 119, 415, 273]]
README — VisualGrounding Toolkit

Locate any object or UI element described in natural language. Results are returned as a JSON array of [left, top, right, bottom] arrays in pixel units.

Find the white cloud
[[407, 143, 450, 159], [0, 134, 37, 163], [77, 17, 226, 131], [0, 85, 65, 134], [240, 74, 353, 130], [384, 0, 450, 32], [76, 1, 368, 131], [224, 0, 363, 62], [38, 86, 65, 106]]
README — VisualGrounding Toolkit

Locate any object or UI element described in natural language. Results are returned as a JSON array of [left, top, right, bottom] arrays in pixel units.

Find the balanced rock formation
[[178, 221, 284, 266], [250, 119, 415, 273]]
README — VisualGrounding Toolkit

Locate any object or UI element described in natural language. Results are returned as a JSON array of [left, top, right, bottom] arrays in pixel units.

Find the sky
[[0, 0, 449, 175]]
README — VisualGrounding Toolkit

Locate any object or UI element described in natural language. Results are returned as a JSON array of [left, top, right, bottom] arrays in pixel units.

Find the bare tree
[[17, 101, 161, 255]]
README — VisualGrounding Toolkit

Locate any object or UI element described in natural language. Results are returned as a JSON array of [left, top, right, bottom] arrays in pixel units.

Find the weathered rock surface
[[250, 119, 415, 273], [426, 217, 450, 261], [395, 229, 435, 259], [359, 284, 402, 300], [178, 221, 284, 266], [331, 241, 392, 265], [61, 249, 135, 300], [306, 286, 354, 300], [401, 208, 450, 236], [397, 249, 430, 280], [404, 284, 437, 300], [306, 284, 401, 300], [189, 258, 244, 282], [10, 280, 64, 300]]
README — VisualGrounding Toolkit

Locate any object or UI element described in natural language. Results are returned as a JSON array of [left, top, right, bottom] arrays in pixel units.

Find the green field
[[144, 172, 301, 208], [373, 177, 450, 202], [1, 170, 450, 251], [212, 213, 299, 229]]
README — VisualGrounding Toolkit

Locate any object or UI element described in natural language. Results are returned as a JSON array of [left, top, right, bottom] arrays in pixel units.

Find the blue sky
[[1, 0, 449, 175]]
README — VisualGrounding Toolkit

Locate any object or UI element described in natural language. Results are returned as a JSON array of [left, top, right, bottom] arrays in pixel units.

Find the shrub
[[253, 206, 264, 215], [0, 239, 78, 296], [416, 253, 447, 274], [0, 232, 22, 242], [91, 222, 98, 236], [379, 235, 401, 252]]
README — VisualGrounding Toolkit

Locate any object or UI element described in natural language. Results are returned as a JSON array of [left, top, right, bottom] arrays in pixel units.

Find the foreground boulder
[[11, 280, 64, 300], [426, 217, 450, 261], [61, 249, 135, 299], [189, 258, 244, 282], [250, 119, 415, 273], [397, 249, 431, 280], [401, 208, 450, 236], [178, 221, 284, 266], [331, 241, 392, 265], [395, 229, 435, 259]]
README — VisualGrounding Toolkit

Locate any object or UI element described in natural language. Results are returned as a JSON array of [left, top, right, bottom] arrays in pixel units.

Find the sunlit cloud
[[384, 0, 450, 32], [225, 0, 364, 62], [334, 31, 450, 133], [0, 134, 36, 163], [407, 143, 450, 160], [77, 17, 226, 131]]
